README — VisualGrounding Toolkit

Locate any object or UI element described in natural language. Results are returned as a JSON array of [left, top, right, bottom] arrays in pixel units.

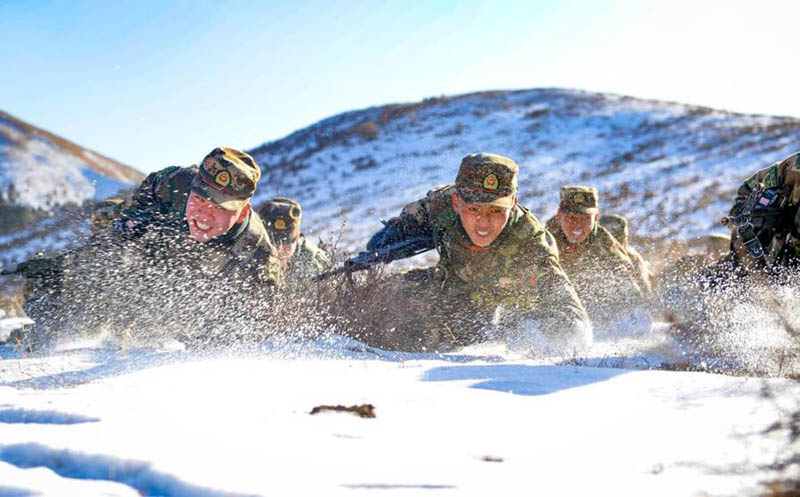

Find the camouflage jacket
[[728, 151, 800, 267], [545, 217, 647, 314], [117, 165, 282, 286], [283, 235, 332, 286], [386, 185, 590, 333]]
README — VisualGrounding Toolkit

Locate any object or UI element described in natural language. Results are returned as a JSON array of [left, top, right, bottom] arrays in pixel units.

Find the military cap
[[258, 197, 302, 244], [559, 185, 599, 214], [191, 147, 261, 211], [455, 153, 518, 208], [599, 214, 628, 246]]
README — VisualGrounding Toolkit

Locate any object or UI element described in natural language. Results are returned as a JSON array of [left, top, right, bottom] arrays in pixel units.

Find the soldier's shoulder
[[594, 225, 622, 248], [148, 166, 196, 203], [298, 235, 332, 267], [508, 206, 558, 256], [400, 184, 457, 228]]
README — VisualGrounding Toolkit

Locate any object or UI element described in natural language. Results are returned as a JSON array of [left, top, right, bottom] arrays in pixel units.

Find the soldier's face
[[557, 210, 598, 245], [451, 193, 512, 247], [185, 192, 248, 242]]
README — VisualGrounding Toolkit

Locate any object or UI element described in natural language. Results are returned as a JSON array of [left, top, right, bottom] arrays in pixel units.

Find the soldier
[[257, 197, 332, 284], [112, 146, 280, 283], [353, 153, 591, 353], [725, 151, 800, 271], [19, 147, 281, 348], [598, 213, 654, 297], [545, 186, 651, 336]]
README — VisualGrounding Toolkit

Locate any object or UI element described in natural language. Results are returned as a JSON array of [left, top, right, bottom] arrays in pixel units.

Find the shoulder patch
[[764, 166, 779, 188]]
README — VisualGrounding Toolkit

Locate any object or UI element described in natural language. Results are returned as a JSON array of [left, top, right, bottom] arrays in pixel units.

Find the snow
[[0, 116, 134, 211], [250, 89, 800, 252], [0, 333, 797, 496]]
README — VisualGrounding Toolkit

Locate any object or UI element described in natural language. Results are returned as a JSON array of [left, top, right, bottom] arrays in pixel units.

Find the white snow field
[[0, 331, 798, 497]]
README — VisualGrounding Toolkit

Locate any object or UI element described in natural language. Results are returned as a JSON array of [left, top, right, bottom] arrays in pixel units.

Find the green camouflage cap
[[191, 147, 261, 211], [599, 213, 628, 246], [257, 196, 302, 244], [559, 185, 599, 214], [455, 153, 518, 208]]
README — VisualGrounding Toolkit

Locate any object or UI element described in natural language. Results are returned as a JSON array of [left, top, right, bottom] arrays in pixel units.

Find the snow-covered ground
[[0, 331, 798, 497]]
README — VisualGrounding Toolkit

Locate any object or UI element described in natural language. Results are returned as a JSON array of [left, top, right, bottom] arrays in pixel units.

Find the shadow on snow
[[0, 443, 255, 497], [422, 364, 631, 396]]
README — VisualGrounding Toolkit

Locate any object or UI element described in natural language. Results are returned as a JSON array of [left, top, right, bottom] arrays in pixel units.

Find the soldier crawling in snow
[[345, 152, 591, 353], [724, 151, 800, 272], [16, 147, 282, 348], [257, 197, 331, 286], [598, 213, 654, 299], [545, 186, 651, 336]]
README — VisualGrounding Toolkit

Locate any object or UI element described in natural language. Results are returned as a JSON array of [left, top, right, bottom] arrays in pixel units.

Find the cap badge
[[274, 218, 288, 230], [214, 170, 231, 188], [483, 173, 499, 190], [574, 192, 585, 204]]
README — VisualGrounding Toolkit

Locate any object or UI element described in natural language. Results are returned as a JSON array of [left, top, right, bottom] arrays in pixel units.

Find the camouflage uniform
[[546, 186, 651, 335], [19, 147, 281, 348], [115, 147, 281, 285], [257, 197, 332, 285], [598, 214, 653, 297], [727, 151, 800, 269], [359, 153, 590, 352]]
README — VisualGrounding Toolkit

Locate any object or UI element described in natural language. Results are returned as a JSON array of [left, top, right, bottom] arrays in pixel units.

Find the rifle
[[314, 234, 435, 281]]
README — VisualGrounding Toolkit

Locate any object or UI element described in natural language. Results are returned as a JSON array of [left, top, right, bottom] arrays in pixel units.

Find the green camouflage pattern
[[385, 184, 590, 342], [559, 185, 599, 214], [119, 165, 281, 286], [599, 213, 653, 296], [283, 235, 332, 285], [455, 153, 518, 208], [191, 147, 261, 211], [546, 215, 649, 330], [728, 151, 800, 267]]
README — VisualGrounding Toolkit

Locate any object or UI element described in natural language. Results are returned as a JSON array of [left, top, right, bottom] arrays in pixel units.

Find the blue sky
[[2, 0, 799, 172]]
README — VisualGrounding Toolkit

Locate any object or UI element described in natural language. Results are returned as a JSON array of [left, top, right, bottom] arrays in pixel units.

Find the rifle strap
[[737, 223, 766, 267]]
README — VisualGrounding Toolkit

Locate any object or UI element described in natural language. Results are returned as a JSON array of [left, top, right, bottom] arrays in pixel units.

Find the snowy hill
[[0, 111, 144, 265], [249, 88, 800, 252], [0, 111, 142, 210]]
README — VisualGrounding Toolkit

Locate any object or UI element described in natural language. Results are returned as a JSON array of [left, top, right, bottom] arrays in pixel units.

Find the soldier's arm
[[521, 230, 592, 348], [728, 153, 800, 217], [367, 198, 435, 251], [600, 232, 651, 305]]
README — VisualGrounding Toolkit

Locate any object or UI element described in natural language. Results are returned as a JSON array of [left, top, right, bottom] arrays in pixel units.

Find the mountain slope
[[0, 111, 144, 266], [249, 88, 800, 253], [0, 111, 142, 210]]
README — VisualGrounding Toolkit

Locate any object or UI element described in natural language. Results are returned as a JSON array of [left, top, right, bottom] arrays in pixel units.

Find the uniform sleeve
[[729, 163, 781, 217], [597, 232, 650, 307], [366, 187, 453, 252], [520, 229, 593, 349]]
